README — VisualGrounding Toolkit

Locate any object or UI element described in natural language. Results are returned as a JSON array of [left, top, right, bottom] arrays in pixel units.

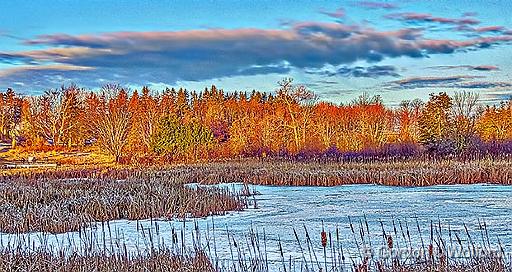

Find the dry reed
[[0, 217, 509, 272], [0, 170, 246, 233]]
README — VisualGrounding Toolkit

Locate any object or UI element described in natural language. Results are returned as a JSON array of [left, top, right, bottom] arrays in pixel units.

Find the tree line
[[0, 78, 511, 163]]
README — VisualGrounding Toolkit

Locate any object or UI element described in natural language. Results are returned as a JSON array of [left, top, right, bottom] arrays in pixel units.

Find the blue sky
[[1, 0, 512, 105]]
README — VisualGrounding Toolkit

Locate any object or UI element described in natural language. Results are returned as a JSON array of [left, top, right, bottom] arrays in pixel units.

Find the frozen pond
[[2, 183, 512, 268]]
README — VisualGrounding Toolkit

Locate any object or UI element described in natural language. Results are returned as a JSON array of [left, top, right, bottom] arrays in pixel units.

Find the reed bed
[[184, 158, 512, 186], [0, 217, 509, 271], [0, 171, 246, 233], [2, 157, 511, 187], [0, 250, 214, 272]]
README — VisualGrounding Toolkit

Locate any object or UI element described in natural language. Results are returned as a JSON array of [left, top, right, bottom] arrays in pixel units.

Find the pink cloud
[[474, 26, 505, 33]]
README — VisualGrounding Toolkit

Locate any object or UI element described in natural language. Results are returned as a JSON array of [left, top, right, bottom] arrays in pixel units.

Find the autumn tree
[[396, 99, 423, 143], [476, 99, 512, 141], [86, 84, 132, 162], [27, 85, 82, 147], [175, 88, 191, 120], [313, 102, 339, 150], [351, 94, 391, 148], [132, 86, 164, 151]]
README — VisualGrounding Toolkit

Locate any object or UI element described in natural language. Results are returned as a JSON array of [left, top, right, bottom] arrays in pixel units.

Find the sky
[[1, 0, 512, 105]]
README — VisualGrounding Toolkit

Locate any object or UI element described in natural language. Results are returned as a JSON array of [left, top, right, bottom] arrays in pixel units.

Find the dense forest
[[0, 78, 511, 163]]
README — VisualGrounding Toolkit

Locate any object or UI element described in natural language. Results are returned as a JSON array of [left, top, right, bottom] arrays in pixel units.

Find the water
[[2, 183, 512, 269]]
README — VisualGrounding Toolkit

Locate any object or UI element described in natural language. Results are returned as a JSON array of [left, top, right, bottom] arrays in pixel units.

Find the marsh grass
[[0, 217, 509, 272], [185, 158, 512, 186], [0, 170, 246, 233], [0, 250, 214, 272], [3, 157, 511, 187], [0, 158, 510, 234]]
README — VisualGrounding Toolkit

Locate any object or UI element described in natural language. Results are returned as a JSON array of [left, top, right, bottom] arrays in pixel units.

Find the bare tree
[[27, 85, 81, 146], [0, 89, 22, 148], [453, 91, 480, 120], [451, 91, 481, 151], [87, 84, 132, 162], [276, 78, 317, 151], [452, 91, 480, 136], [138, 86, 162, 150], [351, 92, 383, 106]]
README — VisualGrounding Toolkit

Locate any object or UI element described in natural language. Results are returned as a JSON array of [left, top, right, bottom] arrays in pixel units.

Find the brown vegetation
[[3, 157, 511, 188], [0, 251, 214, 272], [0, 169, 246, 233], [184, 159, 512, 186]]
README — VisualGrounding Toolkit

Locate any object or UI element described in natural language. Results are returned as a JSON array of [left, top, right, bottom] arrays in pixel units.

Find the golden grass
[[0, 147, 115, 166]]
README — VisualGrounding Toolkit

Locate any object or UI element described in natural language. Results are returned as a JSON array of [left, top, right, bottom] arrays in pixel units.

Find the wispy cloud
[[389, 75, 482, 89], [484, 92, 512, 103], [473, 26, 506, 33], [319, 8, 345, 19], [354, 1, 398, 9], [454, 81, 512, 89], [456, 25, 508, 35], [386, 12, 480, 26], [237, 63, 291, 76], [462, 12, 478, 17], [0, 64, 93, 77], [308, 65, 400, 78], [388, 75, 512, 91], [429, 65, 499, 71]]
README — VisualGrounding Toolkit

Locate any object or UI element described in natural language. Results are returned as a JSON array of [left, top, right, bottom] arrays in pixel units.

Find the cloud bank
[[1, 18, 512, 92]]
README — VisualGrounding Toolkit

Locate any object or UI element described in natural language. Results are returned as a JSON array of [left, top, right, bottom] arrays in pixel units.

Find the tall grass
[[0, 171, 246, 233], [0, 217, 509, 271], [184, 158, 512, 186], [3, 157, 511, 187], [0, 250, 213, 272]]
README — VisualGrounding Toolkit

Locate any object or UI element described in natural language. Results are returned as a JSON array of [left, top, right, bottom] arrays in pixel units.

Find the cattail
[[440, 254, 446, 268], [321, 230, 327, 248], [387, 235, 393, 249]]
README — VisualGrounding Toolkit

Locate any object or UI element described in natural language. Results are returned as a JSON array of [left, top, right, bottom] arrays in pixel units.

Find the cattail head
[[428, 244, 433, 258], [387, 235, 393, 249], [321, 230, 327, 248], [440, 254, 446, 267]]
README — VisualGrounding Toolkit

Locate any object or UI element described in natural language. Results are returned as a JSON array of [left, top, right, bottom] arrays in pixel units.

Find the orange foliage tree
[[3, 79, 512, 162]]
